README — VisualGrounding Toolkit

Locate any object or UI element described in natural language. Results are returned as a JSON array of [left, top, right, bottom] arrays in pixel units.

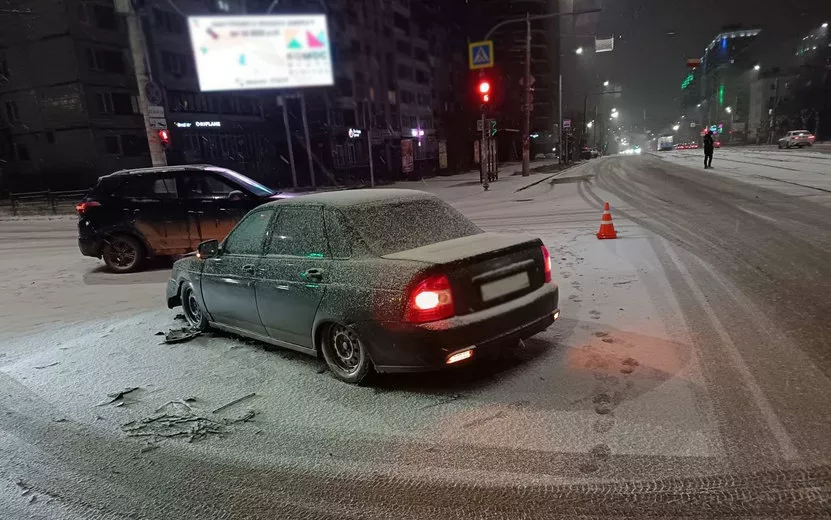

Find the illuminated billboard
[[188, 14, 333, 91]]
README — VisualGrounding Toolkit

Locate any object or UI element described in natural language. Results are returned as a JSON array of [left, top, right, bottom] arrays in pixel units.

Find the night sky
[[562, 0, 831, 130]]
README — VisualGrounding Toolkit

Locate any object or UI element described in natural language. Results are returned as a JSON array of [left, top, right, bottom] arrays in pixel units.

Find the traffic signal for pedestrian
[[158, 129, 170, 148]]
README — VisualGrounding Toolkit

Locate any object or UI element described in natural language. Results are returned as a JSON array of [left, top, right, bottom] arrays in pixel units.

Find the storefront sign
[[173, 121, 221, 128], [347, 128, 362, 139]]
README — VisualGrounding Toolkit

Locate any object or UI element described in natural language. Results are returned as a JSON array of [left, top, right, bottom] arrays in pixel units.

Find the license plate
[[480, 271, 530, 302]]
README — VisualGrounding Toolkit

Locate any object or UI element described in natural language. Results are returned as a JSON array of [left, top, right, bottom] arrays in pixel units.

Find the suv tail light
[[541, 245, 552, 283], [76, 200, 101, 216], [404, 274, 454, 323]]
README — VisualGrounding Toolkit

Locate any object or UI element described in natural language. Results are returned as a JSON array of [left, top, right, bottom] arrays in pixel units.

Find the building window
[[334, 144, 345, 166], [337, 77, 354, 97], [121, 135, 149, 156], [400, 90, 414, 104], [87, 48, 126, 73], [0, 52, 9, 80], [396, 40, 411, 55], [16, 143, 30, 161], [4, 101, 20, 123], [393, 13, 409, 34], [415, 69, 428, 85], [397, 65, 412, 80], [152, 8, 184, 33], [413, 47, 428, 62], [92, 4, 117, 30], [104, 135, 120, 154], [161, 51, 190, 77]]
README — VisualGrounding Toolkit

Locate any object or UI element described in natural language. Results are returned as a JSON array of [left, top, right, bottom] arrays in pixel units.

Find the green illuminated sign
[[681, 73, 694, 90], [718, 84, 725, 105]]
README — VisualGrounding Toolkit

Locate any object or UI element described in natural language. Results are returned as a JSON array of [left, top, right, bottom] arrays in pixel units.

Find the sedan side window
[[267, 207, 328, 257], [223, 209, 274, 255]]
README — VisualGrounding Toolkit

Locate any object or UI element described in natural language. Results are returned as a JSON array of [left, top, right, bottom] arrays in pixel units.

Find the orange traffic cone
[[596, 202, 618, 239]]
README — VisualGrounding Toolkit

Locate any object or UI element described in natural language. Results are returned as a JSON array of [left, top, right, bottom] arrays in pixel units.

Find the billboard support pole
[[300, 91, 315, 189], [279, 95, 297, 189]]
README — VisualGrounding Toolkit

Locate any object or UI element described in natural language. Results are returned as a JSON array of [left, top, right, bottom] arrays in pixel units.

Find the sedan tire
[[181, 283, 209, 332], [321, 323, 373, 384], [102, 235, 145, 273]]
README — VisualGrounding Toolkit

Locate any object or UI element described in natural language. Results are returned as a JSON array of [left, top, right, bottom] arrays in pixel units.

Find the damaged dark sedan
[[166, 189, 559, 383]]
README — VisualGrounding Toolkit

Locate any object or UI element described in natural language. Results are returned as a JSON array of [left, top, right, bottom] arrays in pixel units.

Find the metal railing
[[3, 189, 87, 216]]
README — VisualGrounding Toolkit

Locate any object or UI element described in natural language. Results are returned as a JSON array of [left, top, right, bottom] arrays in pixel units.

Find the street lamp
[[672, 124, 680, 132], [822, 22, 828, 28], [575, 47, 584, 55], [725, 106, 732, 114], [603, 80, 610, 87], [587, 120, 594, 129], [611, 111, 619, 119]]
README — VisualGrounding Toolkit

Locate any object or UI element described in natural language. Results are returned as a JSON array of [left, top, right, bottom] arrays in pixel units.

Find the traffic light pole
[[120, 0, 167, 167], [481, 111, 488, 191], [482, 8, 601, 175], [522, 13, 531, 176]]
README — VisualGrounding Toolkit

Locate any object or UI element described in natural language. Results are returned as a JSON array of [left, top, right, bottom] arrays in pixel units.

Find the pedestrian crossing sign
[[469, 40, 494, 70]]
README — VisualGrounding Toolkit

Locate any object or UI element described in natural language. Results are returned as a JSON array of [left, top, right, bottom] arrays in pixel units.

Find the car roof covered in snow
[[266, 188, 437, 208]]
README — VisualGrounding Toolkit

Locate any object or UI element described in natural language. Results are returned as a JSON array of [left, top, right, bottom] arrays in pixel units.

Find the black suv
[[77, 164, 282, 272]]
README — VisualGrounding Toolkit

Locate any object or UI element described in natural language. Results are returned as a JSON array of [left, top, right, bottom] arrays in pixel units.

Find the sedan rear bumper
[[362, 282, 559, 373]]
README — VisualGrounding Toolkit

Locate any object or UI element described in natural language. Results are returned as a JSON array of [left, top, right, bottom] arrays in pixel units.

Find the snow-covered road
[[654, 147, 831, 205], [1, 160, 829, 518]]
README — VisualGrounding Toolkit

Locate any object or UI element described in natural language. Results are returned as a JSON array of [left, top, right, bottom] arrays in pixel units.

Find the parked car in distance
[[166, 189, 560, 384], [590, 148, 601, 158], [77, 164, 282, 273], [778, 130, 815, 149]]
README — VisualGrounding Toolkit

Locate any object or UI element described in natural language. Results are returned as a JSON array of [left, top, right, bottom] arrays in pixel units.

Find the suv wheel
[[102, 235, 145, 273], [321, 323, 373, 384]]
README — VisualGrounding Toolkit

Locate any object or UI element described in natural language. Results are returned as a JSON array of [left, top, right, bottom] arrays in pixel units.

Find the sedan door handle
[[303, 268, 324, 281]]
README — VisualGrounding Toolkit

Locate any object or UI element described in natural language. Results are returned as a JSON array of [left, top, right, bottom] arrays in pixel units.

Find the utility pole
[[300, 91, 315, 189], [366, 100, 375, 187], [279, 95, 298, 189], [119, 0, 166, 166], [522, 12, 531, 176], [558, 73, 563, 163]]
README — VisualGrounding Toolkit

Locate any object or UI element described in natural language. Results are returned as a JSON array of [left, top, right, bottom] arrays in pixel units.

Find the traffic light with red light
[[158, 129, 170, 147], [478, 80, 491, 110]]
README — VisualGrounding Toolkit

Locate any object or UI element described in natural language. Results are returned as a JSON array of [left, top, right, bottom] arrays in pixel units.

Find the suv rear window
[[343, 198, 482, 255], [112, 174, 178, 200]]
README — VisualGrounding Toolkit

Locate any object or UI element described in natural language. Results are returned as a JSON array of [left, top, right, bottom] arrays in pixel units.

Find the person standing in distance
[[703, 130, 714, 169]]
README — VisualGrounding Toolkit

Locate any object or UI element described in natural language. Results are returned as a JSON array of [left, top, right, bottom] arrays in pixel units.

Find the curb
[[514, 163, 580, 193]]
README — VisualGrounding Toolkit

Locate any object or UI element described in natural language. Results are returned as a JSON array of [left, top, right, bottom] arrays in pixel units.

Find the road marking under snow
[[662, 244, 800, 462]]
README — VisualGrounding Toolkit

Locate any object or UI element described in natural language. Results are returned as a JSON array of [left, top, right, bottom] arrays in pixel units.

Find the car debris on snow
[[211, 392, 256, 414], [122, 399, 257, 443], [34, 361, 59, 369], [163, 327, 202, 344], [97, 386, 140, 406]]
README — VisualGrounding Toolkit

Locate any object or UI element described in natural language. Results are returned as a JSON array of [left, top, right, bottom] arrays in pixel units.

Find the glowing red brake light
[[76, 200, 101, 216], [541, 245, 552, 283], [405, 274, 454, 323]]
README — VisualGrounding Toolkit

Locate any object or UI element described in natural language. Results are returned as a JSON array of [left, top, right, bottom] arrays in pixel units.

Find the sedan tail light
[[541, 245, 552, 283], [404, 274, 454, 323], [76, 200, 101, 216]]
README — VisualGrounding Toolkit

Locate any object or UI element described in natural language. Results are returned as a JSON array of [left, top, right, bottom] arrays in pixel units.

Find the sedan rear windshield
[[344, 199, 483, 255]]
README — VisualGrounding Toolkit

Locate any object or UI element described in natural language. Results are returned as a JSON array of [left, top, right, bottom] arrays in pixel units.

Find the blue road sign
[[469, 41, 494, 70]]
